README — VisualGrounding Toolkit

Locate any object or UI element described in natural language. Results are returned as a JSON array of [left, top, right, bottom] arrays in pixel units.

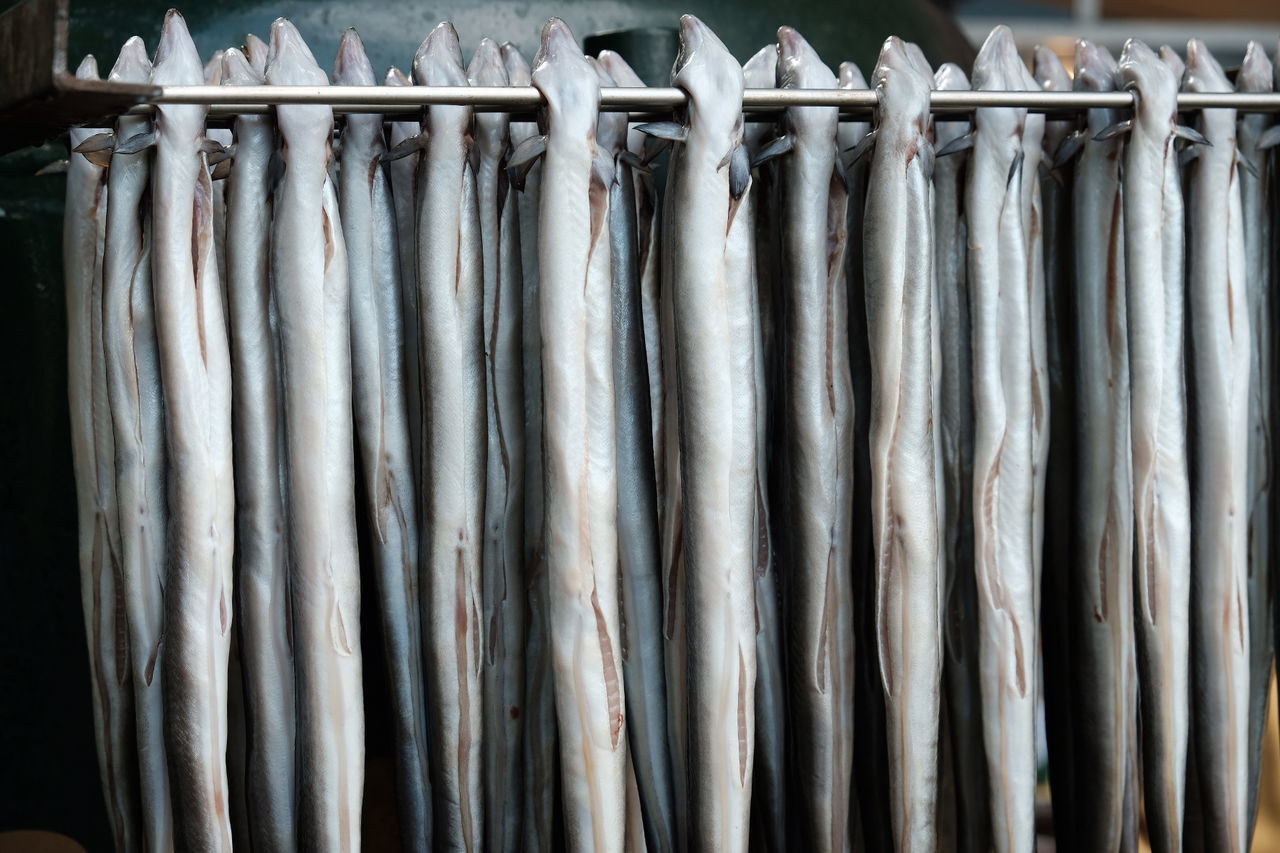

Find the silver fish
[[503, 39, 560, 853], [595, 51, 677, 853], [742, 42, 788, 853], [966, 26, 1039, 853], [1235, 42, 1275, 841], [98, 36, 172, 853], [1184, 39, 1251, 853], [1065, 40, 1139, 853], [267, 19, 364, 849], [411, 21, 487, 849], [1118, 38, 1192, 853], [531, 18, 628, 851], [150, 11, 235, 847], [335, 29, 431, 852], [658, 16, 758, 850], [469, 35, 528, 853], [221, 43, 297, 852], [866, 35, 941, 853], [932, 59, 990, 853], [775, 24, 856, 852], [65, 52, 141, 853]]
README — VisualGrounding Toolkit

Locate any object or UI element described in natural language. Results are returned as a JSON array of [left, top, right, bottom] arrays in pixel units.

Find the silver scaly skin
[[866, 35, 942, 853], [335, 28, 432, 852], [222, 42, 298, 853], [268, 18, 364, 849], [532, 18, 628, 851], [1184, 38, 1251, 853]]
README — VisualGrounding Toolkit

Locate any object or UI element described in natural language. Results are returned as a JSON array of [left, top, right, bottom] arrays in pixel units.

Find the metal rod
[[137, 84, 1280, 115]]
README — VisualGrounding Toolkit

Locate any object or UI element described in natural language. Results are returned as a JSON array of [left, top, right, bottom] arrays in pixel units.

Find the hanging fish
[[64, 51, 142, 853], [335, 28, 432, 852], [1115, 38, 1194, 853], [528, 17, 628, 851], [267, 18, 364, 850], [864, 34, 941, 853], [221, 42, 298, 853]]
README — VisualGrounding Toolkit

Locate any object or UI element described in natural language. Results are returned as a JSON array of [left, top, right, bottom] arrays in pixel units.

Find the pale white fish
[[966, 26, 1039, 853], [1117, 38, 1192, 853], [383, 64, 423, 490], [267, 19, 364, 850], [1062, 39, 1138, 853], [594, 52, 677, 853], [97, 36, 173, 853], [65, 52, 141, 853], [203, 49, 231, 317], [412, 22, 486, 849], [1184, 38, 1251, 853], [468, 35, 527, 853], [1159, 45, 1185, 79], [503, 40, 560, 853], [773, 24, 856, 853], [742, 41, 787, 853], [1235, 42, 1275, 840], [221, 44, 298, 852], [243, 32, 268, 75], [149, 11, 235, 848], [531, 18, 627, 851], [865, 35, 941, 853], [335, 29, 431, 852]]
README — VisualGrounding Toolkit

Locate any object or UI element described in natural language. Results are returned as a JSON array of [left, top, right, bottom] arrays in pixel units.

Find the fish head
[[1237, 42, 1273, 94], [1073, 41, 1117, 93], [742, 44, 778, 89], [932, 61, 969, 92], [501, 42, 532, 87], [266, 18, 333, 142], [598, 49, 645, 88], [108, 36, 151, 85], [671, 15, 743, 139], [74, 53, 99, 80], [222, 47, 264, 87], [838, 60, 867, 91], [1158, 45, 1185, 80], [243, 33, 268, 76], [531, 18, 599, 138], [777, 26, 837, 143], [1118, 40, 1179, 133], [932, 62, 971, 149], [333, 28, 376, 87], [871, 36, 932, 142], [469, 38, 511, 156], [151, 10, 203, 87], [413, 21, 467, 87], [971, 26, 1030, 144], [1183, 39, 1231, 94], [203, 49, 225, 85], [590, 57, 627, 155], [384, 65, 411, 87], [1033, 45, 1070, 92]]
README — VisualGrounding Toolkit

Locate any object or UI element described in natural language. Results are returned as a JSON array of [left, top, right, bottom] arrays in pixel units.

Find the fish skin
[[1184, 38, 1251, 853], [383, 65, 424, 497], [267, 19, 365, 850], [742, 42, 788, 853], [335, 29, 432, 853], [1235, 42, 1275, 843], [595, 52, 678, 853], [1030, 44, 1077, 853], [663, 16, 759, 851], [99, 36, 173, 853], [221, 44, 298, 853], [866, 36, 941, 853], [468, 35, 529, 853], [1117, 38, 1192, 853], [966, 26, 1039, 853], [775, 25, 856, 853], [1063, 40, 1139, 853], [503, 40, 562, 853], [932, 59, 991, 853], [531, 18, 628, 852], [150, 11, 236, 849], [66, 52, 142, 853], [413, 21, 486, 850]]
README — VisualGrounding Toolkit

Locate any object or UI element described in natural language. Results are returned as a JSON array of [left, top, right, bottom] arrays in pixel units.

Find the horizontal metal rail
[[129, 84, 1280, 116]]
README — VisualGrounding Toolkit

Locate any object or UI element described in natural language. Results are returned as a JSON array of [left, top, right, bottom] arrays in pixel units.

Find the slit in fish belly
[[591, 584, 623, 748]]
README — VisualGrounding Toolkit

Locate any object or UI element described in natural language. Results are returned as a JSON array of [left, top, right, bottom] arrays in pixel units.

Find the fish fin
[[729, 143, 751, 200], [750, 133, 793, 168], [1174, 124, 1210, 146], [1238, 155, 1259, 178], [506, 133, 547, 192], [635, 120, 688, 143], [594, 148, 616, 189], [1178, 144, 1200, 167], [113, 129, 156, 155], [641, 134, 672, 163], [919, 139, 935, 183], [72, 131, 115, 155], [81, 147, 115, 168], [1007, 149, 1024, 188], [35, 159, 69, 175], [205, 143, 236, 166], [618, 148, 650, 174], [1052, 129, 1085, 169], [381, 131, 427, 163], [842, 128, 877, 167], [210, 158, 232, 181], [1257, 124, 1280, 150], [1093, 119, 1132, 142], [934, 130, 973, 158]]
